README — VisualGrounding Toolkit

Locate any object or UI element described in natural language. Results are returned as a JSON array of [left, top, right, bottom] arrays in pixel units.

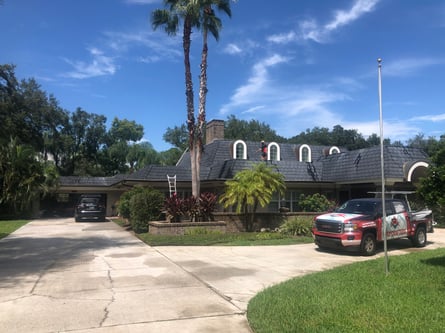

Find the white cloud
[[63, 48, 117, 79], [223, 39, 261, 56], [224, 43, 242, 55], [325, 0, 379, 31], [381, 57, 444, 77], [344, 120, 421, 142], [105, 30, 182, 61], [243, 105, 265, 114], [300, 0, 380, 43], [410, 113, 445, 122], [219, 54, 289, 114], [267, 31, 297, 44]]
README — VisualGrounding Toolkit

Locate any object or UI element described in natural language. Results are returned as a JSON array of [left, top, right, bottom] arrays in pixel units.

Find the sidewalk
[[0, 219, 443, 332]]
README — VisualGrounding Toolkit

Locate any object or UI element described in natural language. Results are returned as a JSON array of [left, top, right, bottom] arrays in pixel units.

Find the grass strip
[[137, 232, 313, 246], [248, 248, 445, 333], [0, 220, 29, 239]]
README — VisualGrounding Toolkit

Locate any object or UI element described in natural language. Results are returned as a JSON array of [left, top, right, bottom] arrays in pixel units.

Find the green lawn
[[0, 220, 29, 239], [137, 231, 313, 246], [113, 218, 313, 246], [247, 248, 445, 333]]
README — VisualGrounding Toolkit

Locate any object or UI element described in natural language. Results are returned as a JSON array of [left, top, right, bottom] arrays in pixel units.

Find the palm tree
[[0, 138, 45, 215], [152, 0, 232, 199], [196, 0, 231, 197], [152, 0, 199, 195], [219, 163, 286, 231]]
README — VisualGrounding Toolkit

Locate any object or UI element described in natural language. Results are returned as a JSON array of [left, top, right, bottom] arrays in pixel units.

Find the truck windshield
[[336, 200, 378, 215]]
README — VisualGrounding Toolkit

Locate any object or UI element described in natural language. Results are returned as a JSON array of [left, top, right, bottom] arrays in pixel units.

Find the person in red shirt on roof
[[258, 140, 267, 161]]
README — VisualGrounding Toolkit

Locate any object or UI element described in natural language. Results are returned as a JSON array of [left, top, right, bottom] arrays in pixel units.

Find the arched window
[[329, 146, 340, 154], [407, 161, 429, 183], [233, 140, 247, 159], [268, 142, 280, 161], [299, 144, 312, 162]]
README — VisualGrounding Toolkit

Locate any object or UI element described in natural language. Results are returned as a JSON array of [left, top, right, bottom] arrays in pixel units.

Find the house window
[[268, 142, 280, 161], [233, 140, 247, 159], [299, 144, 312, 162], [329, 146, 340, 154]]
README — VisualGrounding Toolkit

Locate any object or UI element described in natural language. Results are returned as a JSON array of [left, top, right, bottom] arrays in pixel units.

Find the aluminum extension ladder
[[167, 175, 176, 197]]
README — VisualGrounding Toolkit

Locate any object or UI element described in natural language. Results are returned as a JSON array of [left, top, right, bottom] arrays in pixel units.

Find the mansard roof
[[320, 145, 429, 183], [59, 139, 429, 187]]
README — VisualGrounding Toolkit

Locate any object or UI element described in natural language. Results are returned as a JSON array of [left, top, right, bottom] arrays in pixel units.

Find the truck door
[[385, 200, 408, 240]]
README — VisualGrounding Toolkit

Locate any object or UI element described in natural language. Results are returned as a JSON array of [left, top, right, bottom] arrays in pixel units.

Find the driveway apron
[[0, 219, 248, 333], [1, 218, 444, 332]]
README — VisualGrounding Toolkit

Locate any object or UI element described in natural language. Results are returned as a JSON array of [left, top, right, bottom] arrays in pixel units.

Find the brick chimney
[[206, 119, 225, 143]]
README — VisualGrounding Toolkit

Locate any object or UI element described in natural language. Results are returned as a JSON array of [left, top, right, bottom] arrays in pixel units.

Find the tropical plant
[[219, 163, 286, 231], [418, 144, 445, 224], [279, 216, 313, 237], [164, 193, 186, 222], [183, 195, 200, 221], [297, 193, 336, 212], [152, 0, 232, 198], [198, 192, 218, 221], [0, 138, 45, 216]]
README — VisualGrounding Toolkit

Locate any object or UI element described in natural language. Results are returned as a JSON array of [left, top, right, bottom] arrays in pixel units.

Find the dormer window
[[268, 142, 280, 161], [329, 146, 340, 154], [299, 144, 312, 162], [233, 140, 247, 159]]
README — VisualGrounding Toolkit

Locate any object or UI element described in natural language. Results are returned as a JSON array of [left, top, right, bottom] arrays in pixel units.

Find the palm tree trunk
[[183, 16, 198, 198], [195, 28, 209, 201]]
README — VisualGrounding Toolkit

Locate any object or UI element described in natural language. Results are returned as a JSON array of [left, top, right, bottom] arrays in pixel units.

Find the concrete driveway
[[1, 218, 444, 333]]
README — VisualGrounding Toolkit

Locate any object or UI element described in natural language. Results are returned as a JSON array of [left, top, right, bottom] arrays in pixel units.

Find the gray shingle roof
[[321, 145, 429, 183], [60, 174, 126, 187], [60, 139, 429, 187]]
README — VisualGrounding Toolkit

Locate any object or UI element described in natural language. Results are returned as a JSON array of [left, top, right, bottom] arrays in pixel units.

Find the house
[[54, 119, 430, 217]]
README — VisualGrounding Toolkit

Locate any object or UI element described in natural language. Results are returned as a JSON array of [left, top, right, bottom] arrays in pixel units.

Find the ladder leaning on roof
[[167, 175, 176, 197]]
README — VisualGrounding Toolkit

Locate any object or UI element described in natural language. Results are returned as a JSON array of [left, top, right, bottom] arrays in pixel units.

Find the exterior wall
[[149, 221, 226, 235], [107, 191, 122, 216], [148, 212, 319, 235], [214, 212, 319, 232]]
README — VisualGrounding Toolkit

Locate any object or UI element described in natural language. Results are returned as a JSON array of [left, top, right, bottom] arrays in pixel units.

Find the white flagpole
[[378, 58, 389, 275]]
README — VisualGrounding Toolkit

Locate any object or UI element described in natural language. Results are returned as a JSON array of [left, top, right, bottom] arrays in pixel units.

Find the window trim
[[267, 142, 280, 161], [299, 144, 312, 162], [233, 140, 247, 159], [329, 146, 340, 154]]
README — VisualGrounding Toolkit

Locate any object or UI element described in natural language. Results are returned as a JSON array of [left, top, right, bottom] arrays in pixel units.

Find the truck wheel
[[361, 233, 377, 256], [411, 226, 427, 248]]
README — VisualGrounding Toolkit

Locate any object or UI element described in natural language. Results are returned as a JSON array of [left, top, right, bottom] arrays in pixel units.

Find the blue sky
[[1, 0, 444, 151]]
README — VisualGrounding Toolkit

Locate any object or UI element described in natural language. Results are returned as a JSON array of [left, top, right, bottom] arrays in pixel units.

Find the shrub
[[199, 192, 218, 221], [117, 186, 146, 220], [279, 216, 313, 236], [164, 194, 185, 222], [298, 193, 336, 212], [184, 196, 199, 222], [165, 192, 218, 222], [128, 187, 164, 233]]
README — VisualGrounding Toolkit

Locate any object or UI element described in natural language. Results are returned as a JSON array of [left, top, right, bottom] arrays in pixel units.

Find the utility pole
[[378, 58, 389, 275]]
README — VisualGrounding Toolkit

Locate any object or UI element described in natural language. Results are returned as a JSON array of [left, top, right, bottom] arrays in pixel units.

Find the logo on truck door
[[385, 213, 408, 239]]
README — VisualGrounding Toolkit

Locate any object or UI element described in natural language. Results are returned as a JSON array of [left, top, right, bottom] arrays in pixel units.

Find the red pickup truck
[[312, 197, 434, 255]]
